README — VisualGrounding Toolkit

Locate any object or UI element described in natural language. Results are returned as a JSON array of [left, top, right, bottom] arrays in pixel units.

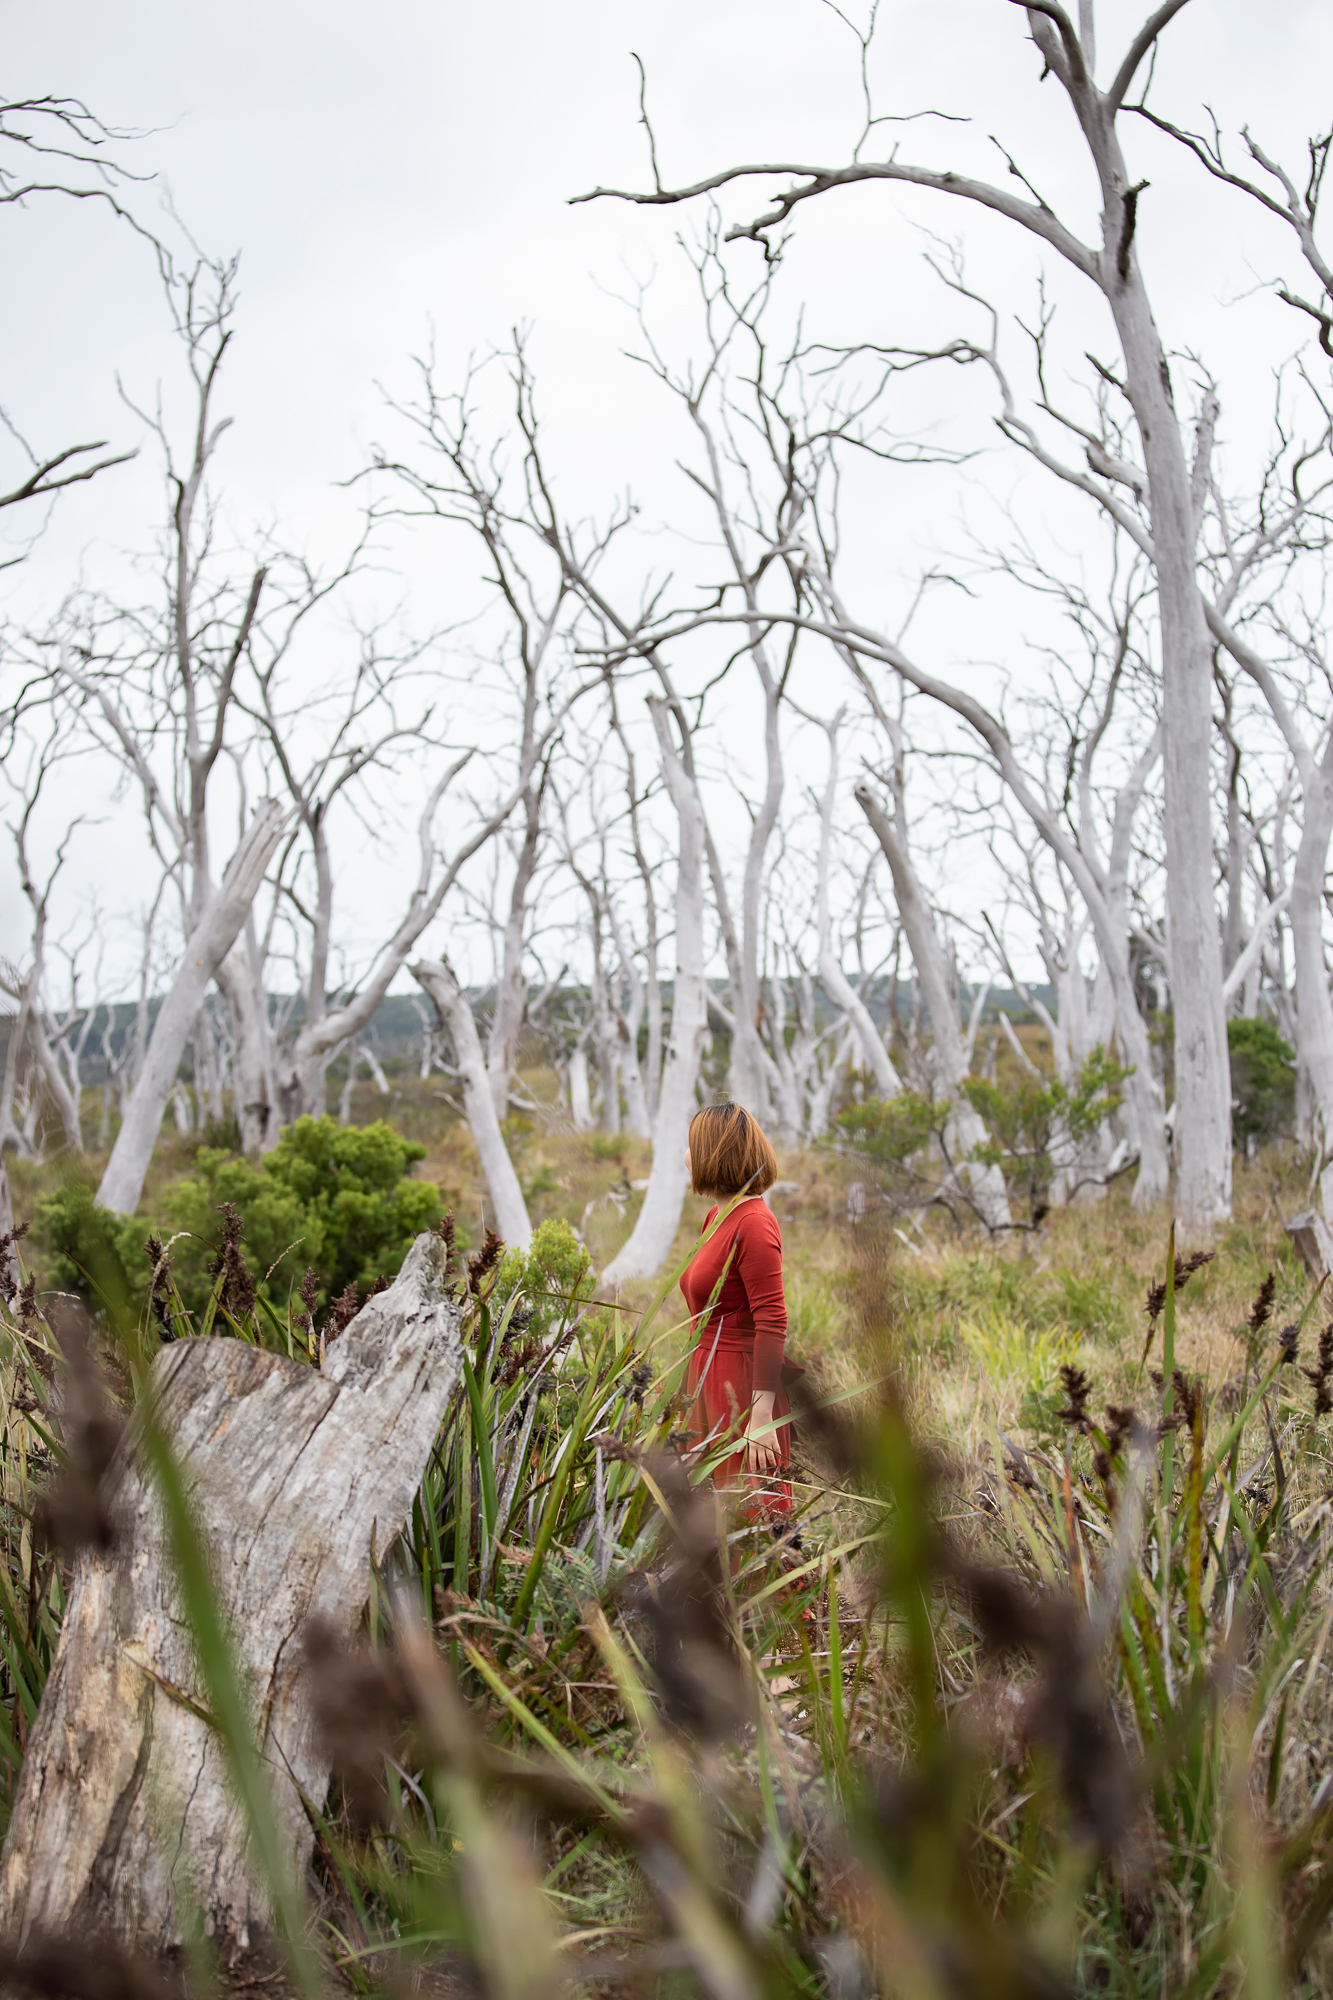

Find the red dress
[[680, 1197, 795, 1516]]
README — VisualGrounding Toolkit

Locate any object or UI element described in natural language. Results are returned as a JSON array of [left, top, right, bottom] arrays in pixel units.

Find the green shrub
[[965, 1045, 1129, 1224], [35, 1180, 142, 1314], [493, 1217, 597, 1341], [836, 1088, 939, 1161], [37, 1117, 442, 1318], [1228, 1014, 1295, 1144]]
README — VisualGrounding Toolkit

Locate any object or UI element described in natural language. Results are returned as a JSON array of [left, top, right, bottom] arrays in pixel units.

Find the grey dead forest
[[5, 5, 1333, 1995]]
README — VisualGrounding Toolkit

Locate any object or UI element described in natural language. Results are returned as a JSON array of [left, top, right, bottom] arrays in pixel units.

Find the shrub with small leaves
[[492, 1217, 597, 1342]]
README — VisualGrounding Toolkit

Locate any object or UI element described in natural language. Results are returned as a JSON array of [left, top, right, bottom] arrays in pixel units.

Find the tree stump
[[0, 1232, 462, 1956], [1286, 1209, 1333, 1285]]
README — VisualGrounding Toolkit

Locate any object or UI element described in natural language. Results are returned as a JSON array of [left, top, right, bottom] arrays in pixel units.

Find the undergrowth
[[4, 1132, 1333, 1992]]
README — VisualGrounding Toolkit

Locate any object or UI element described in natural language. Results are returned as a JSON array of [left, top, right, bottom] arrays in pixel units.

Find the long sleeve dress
[[680, 1196, 795, 1517]]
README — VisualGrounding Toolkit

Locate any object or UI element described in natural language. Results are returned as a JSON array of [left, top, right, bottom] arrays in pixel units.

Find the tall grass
[[8, 1188, 1333, 1994]]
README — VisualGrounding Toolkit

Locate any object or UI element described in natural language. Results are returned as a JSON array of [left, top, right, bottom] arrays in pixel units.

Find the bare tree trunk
[[0, 971, 35, 1158], [568, 1039, 595, 1133], [815, 716, 901, 1099], [603, 702, 709, 1286], [0, 1234, 462, 1956], [1109, 280, 1231, 1229], [276, 755, 507, 1125], [609, 904, 652, 1138], [413, 959, 532, 1250], [855, 784, 1011, 1230], [97, 804, 288, 1215], [215, 930, 274, 1156], [24, 1005, 82, 1154], [1288, 750, 1333, 1156], [591, 947, 620, 1136], [486, 787, 542, 1121]]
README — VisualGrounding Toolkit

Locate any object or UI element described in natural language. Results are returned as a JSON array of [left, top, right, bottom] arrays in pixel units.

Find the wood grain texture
[[0, 1231, 462, 1954]]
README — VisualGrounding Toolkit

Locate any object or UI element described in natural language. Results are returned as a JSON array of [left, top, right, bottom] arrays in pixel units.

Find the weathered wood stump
[[0, 1232, 462, 1955], [1286, 1208, 1333, 1285]]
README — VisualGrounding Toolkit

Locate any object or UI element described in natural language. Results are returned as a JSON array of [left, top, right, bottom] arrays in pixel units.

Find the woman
[[680, 1102, 796, 1519]]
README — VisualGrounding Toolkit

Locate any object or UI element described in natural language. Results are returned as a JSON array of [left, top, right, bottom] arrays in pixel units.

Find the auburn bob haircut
[[688, 1102, 778, 1199]]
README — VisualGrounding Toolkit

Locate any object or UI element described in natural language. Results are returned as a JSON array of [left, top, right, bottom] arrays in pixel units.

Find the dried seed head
[[1278, 1322, 1300, 1365], [497, 1335, 542, 1389], [1103, 1405, 1137, 1459], [1303, 1321, 1333, 1417], [437, 1210, 460, 1288], [208, 1203, 256, 1322], [467, 1227, 503, 1296], [299, 1265, 319, 1327], [1145, 1249, 1216, 1328], [1248, 1272, 1277, 1338], [1176, 1249, 1215, 1287], [1172, 1369, 1202, 1424], [0, 1218, 30, 1307], [1056, 1364, 1092, 1430], [143, 1234, 178, 1341], [326, 1281, 361, 1340]]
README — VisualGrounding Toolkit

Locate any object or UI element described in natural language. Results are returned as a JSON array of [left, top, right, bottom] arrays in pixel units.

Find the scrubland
[[4, 1068, 1333, 1997]]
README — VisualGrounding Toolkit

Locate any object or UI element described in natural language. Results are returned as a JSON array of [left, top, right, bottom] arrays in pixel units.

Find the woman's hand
[[746, 1390, 781, 1476]]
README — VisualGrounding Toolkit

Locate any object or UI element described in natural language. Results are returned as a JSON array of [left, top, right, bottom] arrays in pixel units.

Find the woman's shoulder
[[737, 1196, 781, 1242]]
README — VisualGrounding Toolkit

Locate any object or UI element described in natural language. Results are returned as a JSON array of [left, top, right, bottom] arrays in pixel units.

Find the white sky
[[2, 0, 1331, 997]]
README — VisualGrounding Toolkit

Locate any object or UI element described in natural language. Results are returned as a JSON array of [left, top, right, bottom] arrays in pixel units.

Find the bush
[[492, 1217, 597, 1342], [36, 1180, 141, 1314], [965, 1045, 1128, 1224], [836, 1088, 939, 1162], [1228, 1014, 1295, 1144], [36, 1117, 442, 1318]]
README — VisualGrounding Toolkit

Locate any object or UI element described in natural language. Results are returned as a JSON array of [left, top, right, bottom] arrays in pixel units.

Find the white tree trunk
[[1288, 758, 1333, 1153], [486, 788, 542, 1122], [412, 958, 532, 1250], [568, 1043, 595, 1132], [97, 803, 288, 1215], [215, 933, 275, 1156], [815, 714, 901, 1100], [603, 702, 709, 1286], [0, 1233, 462, 1954], [855, 785, 1011, 1230], [819, 953, 899, 1101], [27, 1005, 82, 1154]]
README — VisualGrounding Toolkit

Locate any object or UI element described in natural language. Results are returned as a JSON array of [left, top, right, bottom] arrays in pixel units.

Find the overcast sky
[[3, 0, 1331, 991]]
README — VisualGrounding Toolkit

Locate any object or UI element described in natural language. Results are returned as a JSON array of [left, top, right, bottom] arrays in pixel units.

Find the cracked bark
[[0, 1233, 463, 1956]]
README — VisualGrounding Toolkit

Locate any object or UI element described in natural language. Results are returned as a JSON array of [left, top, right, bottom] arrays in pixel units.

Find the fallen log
[[0, 1231, 463, 1957]]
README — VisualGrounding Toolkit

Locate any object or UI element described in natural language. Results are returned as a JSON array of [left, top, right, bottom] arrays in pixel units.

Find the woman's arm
[[747, 1388, 781, 1473], [736, 1204, 788, 1474]]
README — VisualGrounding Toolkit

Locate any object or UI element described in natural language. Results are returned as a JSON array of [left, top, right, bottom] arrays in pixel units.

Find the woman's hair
[[687, 1102, 778, 1198]]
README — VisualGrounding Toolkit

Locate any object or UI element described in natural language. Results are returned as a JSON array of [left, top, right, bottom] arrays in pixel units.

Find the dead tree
[[369, 342, 589, 1126], [0, 1232, 462, 1955], [602, 699, 709, 1286], [412, 959, 533, 1248], [808, 708, 901, 1099], [581, 0, 1238, 1228], [46, 255, 302, 1210], [0, 95, 152, 555], [853, 732, 1011, 1231]]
